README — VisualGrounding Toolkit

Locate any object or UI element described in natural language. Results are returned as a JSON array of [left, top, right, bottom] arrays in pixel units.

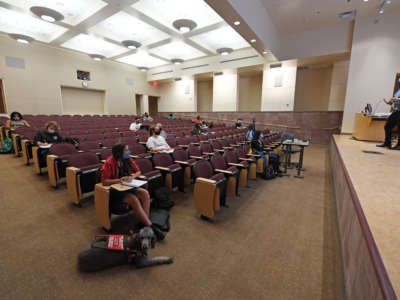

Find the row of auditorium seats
[[0, 115, 281, 230]]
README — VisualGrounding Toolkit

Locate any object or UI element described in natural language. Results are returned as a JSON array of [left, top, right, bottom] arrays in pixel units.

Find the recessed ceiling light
[[362, 0, 368, 2], [89, 54, 105, 61], [122, 40, 142, 50], [8, 33, 34, 44], [30, 6, 64, 23], [171, 58, 184, 65], [41, 15, 56, 22], [138, 66, 149, 72], [172, 19, 197, 33], [217, 47, 233, 56], [234, 21, 240, 26], [263, 50, 268, 54], [251, 39, 256, 43]]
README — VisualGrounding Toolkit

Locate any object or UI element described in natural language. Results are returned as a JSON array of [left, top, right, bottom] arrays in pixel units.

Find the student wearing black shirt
[[33, 121, 64, 146]]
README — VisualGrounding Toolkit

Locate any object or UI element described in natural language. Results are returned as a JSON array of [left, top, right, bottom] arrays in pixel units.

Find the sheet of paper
[[39, 144, 52, 149], [121, 179, 147, 188]]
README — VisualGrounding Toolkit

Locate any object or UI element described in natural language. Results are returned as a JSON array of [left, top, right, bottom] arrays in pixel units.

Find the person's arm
[[4, 120, 11, 129], [23, 120, 30, 127], [33, 131, 47, 146], [101, 162, 122, 186]]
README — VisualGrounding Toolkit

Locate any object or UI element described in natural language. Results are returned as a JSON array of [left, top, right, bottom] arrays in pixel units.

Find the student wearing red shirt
[[193, 115, 201, 123], [101, 143, 165, 240]]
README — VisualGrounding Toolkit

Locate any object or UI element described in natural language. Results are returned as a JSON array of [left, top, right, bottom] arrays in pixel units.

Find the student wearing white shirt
[[155, 123, 167, 139], [129, 118, 142, 131], [142, 112, 153, 121], [146, 126, 171, 152]]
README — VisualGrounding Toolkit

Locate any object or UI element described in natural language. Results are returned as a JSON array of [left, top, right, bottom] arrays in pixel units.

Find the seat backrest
[[178, 137, 190, 146], [50, 143, 77, 156], [236, 147, 246, 159], [166, 138, 177, 148], [100, 148, 112, 160], [134, 158, 153, 173], [130, 143, 147, 155], [211, 140, 222, 150], [153, 153, 173, 167], [188, 144, 201, 156], [79, 141, 100, 151], [68, 152, 100, 168], [224, 151, 237, 164], [211, 153, 227, 170], [85, 134, 103, 141], [193, 160, 214, 179], [172, 149, 188, 161], [101, 138, 119, 148], [201, 143, 213, 153], [122, 137, 137, 144]]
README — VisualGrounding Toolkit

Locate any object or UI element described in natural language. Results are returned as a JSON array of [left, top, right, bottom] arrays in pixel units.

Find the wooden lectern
[[352, 113, 386, 142]]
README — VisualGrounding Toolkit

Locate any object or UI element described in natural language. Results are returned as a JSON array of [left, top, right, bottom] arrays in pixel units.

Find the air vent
[[5, 56, 25, 69], [338, 9, 356, 20], [174, 78, 182, 81], [181, 64, 209, 70], [220, 55, 258, 64], [297, 66, 309, 71], [270, 63, 282, 69], [151, 70, 173, 76], [214, 72, 223, 76]]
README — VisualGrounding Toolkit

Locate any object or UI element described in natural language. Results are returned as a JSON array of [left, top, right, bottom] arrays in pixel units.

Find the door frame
[[0, 79, 7, 113]]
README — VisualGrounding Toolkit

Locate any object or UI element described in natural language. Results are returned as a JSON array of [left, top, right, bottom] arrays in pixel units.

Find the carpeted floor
[[0, 145, 344, 300]]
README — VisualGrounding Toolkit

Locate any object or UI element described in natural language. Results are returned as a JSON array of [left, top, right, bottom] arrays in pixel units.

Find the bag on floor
[[268, 152, 281, 173], [152, 187, 174, 210], [0, 138, 13, 154], [262, 166, 276, 180], [150, 209, 170, 232]]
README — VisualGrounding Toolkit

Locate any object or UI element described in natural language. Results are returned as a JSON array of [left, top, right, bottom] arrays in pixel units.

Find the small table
[[282, 139, 310, 178]]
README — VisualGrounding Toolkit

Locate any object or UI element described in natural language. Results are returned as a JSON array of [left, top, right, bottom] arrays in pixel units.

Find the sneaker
[[151, 225, 166, 241], [391, 145, 400, 151], [376, 143, 390, 148]]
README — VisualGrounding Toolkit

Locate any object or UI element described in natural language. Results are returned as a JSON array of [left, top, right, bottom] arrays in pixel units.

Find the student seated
[[193, 115, 201, 124], [155, 123, 167, 139], [235, 118, 243, 129], [101, 143, 165, 240], [146, 126, 171, 152], [251, 131, 267, 166], [129, 118, 142, 131], [168, 113, 176, 120], [33, 121, 63, 146], [142, 112, 153, 121], [191, 123, 202, 136], [5, 111, 30, 130]]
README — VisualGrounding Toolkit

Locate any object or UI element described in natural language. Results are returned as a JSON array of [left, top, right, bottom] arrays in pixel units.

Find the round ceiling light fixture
[[122, 40, 142, 50], [233, 20, 241, 26], [172, 19, 197, 33], [171, 58, 184, 65], [30, 6, 64, 22], [89, 54, 105, 61], [8, 33, 34, 44], [138, 67, 149, 72], [250, 39, 256, 43], [263, 50, 268, 54], [217, 47, 233, 56]]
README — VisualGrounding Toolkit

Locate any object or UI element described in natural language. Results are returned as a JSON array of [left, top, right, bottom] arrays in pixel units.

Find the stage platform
[[330, 135, 399, 300]]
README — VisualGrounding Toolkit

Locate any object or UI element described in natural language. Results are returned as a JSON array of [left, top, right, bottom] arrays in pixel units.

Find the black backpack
[[152, 187, 174, 210], [262, 166, 276, 180], [150, 209, 170, 232]]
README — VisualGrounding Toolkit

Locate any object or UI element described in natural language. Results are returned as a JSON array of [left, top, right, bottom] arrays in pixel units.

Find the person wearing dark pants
[[377, 79, 400, 150]]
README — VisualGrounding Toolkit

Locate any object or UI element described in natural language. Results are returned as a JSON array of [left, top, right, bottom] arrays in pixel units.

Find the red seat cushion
[[211, 173, 225, 181]]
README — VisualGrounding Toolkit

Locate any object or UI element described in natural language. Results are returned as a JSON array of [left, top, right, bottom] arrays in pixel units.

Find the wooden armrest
[[111, 183, 135, 192], [196, 177, 216, 184], [101, 160, 106, 163], [139, 142, 147, 145], [222, 147, 233, 149], [239, 158, 254, 162], [175, 160, 190, 165], [215, 169, 233, 175], [155, 166, 170, 171], [96, 183, 111, 191], [203, 152, 215, 156], [66, 166, 80, 173], [138, 175, 147, 180], [228, 163, 245, 167], [248, 154, 261, 158], [190, 155, 204, 159]]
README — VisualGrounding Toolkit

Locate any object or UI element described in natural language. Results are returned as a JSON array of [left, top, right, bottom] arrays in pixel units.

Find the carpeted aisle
[[0, 145, 344, 300]]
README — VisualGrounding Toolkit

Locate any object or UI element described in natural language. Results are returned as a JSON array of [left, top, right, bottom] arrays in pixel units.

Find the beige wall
[[61, 87, 105, 114], [328, 61, 349, 111], [238, 74, 262, 111], [197, 80, 213, 112], [294, 66, 333, 111], [0, 35, 155, 115], [157, 77, 196, 112], [213, 69, 238, 111]]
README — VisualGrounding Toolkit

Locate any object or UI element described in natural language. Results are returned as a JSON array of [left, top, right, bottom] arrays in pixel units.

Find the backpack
[[152, 187, 174, 210], [262, 166, 276, 180], [0, 138, 13, 154], [150, 209, 170, 232], [268, 152, 281, 173]]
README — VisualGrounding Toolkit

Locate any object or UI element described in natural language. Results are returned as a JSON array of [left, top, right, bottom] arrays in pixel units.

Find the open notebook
[[121, 179, 147, 188]]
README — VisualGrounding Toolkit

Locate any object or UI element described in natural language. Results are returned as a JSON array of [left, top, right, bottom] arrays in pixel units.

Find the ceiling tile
[[132, 0, 222, 32], [190, 25, 249, 52], [0, 7, 68, 43], [150, 40, 206, 60], [89, 11, 169, 45], [2, 0, 107, 26], [61, 33, 128, 57], [117, 51, 167, 68]]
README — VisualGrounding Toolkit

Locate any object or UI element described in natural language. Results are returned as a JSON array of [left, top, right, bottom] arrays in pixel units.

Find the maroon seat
[[130, 143, 152, 159], [210, 153, 239, 196], [153, 153, 184, 192], [188, 144, 208, 160], [85, 134, 104, 142], [100, 148, 112, 161], [201, 142, 215, 157], [211, 140, 225, 154], [172, 148, 197, 185], [134, 157, 162, 197], [79, 141, 101, 152], [177, 137, 191, 149], [101, 138, 120, 148], [47, 143, 78, 187]]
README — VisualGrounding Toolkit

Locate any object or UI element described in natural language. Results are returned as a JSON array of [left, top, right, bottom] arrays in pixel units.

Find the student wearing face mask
[[101, 143, 165, 240], [33, 121, 64, 147], [5, 111, 30, 130], [146, 126, 171, 152]]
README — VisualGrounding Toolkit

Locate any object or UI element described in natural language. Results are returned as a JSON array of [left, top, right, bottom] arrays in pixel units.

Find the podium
[[352, 113, 386, 142]]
